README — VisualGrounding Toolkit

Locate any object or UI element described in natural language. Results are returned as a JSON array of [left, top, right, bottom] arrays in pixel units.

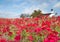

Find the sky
[[0, 0, 60, 18]]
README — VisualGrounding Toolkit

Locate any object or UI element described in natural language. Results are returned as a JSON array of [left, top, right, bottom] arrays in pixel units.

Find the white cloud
[[39, 3, 49, 8], [42, 10, 48, 13], [0, 0, 49, 18], [0, 11, 20, 18], [6, 0, 21, 2], [54, 2, 60, 8], [26, 0, 41, 4], [0, 5, 4, 8], [12, 2, 27, 9], [48, 0, 58, 3], [11, 1, 49, 14], [22, 3, 49, 14]]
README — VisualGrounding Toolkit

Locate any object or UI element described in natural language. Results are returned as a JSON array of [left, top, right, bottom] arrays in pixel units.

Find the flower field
[[0, 16, 60, 42]]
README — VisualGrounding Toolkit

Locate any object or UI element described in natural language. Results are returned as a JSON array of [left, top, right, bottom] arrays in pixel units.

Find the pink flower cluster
[[0, 16, 60, 42]]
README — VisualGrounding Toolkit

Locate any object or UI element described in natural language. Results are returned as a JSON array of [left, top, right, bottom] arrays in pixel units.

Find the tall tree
[[31, 10, 42, 17]]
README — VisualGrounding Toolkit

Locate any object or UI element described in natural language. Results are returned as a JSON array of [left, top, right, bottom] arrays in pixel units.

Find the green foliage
[[20, 14, 31, 18], [31, 10, 42, 17], [8, 32, 16, 40], [55, 26, 60, 32], [21, 30, 30, 42], [21, 30, 29, 37], [33, 34, 43, 42]]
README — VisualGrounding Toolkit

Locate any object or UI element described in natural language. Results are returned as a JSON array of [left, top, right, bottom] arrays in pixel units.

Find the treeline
[[20, 10, 42, 18]]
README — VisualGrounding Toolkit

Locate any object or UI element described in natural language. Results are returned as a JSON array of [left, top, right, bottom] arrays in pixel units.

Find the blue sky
[[0, 0, 60, 18]]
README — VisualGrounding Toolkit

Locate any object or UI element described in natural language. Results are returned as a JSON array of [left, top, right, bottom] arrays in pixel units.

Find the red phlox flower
[[46, 27, 51, 31], [28, 35, 34, 41], [0, 38, 7, 42], [8, 32, 13, 36], [14, 35, 21, 41], [32, 23, 38, 27], [34, 17, 39, 21], [34, 28, 41, 33], [44, 38, 49, 42], [3, 28, 7, 33]]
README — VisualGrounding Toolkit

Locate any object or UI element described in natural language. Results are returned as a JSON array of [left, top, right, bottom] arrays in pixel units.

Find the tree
[[20, 14, 24, 18], [31, 10, 42, 17], [20, 14, 31, 18]]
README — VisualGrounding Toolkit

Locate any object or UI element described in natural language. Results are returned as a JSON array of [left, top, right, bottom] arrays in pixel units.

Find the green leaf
[[33, 35, 42, 42], [58, 40, 60, 42], [8, 32, 16, 40], [55, 26, 60, 32], [21, 30, 29, 37]]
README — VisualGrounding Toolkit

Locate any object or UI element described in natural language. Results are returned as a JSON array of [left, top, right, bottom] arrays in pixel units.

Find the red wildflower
[[16, 30, 21, 34], [44, 38, 49, 42], [46, 27, 51, 31], [8, 32, 13, 36], [14, 35, 21, 41], [42, 21, 51, 28], [34, 28, 41, 33], [0, 38, 7, 42], [28, 35, 34, 41], [34, 17, 39, 21]]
